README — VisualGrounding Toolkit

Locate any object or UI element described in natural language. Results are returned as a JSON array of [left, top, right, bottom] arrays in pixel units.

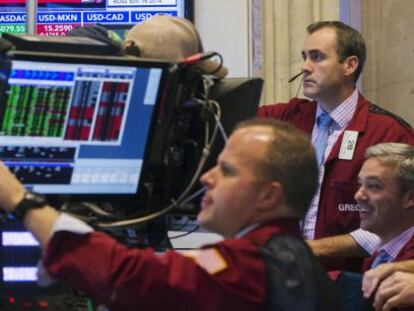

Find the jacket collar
[[344, 92, 369, 133], [243, 219, 301, 246]]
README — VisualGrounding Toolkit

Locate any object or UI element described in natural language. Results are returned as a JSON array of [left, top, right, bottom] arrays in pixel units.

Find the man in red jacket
[[0, 118, 341, 310], [258, 21, 414, 271], [326, 143, 414, 311], [354, 143, 414, 310], [359, 143, 414, 272]]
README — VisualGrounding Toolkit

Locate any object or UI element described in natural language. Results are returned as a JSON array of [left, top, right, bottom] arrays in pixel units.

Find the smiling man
[[357, 143, 414, 270], [0, 118, 341, 310], [258, 21, 414, 271], [333, 143, 414, 310], [354, 143, 414, 311]]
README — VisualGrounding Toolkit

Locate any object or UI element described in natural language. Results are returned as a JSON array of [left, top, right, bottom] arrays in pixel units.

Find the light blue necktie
[[315, 113, 333, 167], [370, 250, 392, 269]]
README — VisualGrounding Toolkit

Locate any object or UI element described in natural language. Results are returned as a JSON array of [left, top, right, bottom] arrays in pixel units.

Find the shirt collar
[[234, 219, 300, 239], [235, 223, 261, 238], [316, 89, 359, 129], [379, 225, 414, 259]]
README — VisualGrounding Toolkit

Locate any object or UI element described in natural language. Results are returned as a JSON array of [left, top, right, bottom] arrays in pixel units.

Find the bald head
[[235, 118, 318, 217]]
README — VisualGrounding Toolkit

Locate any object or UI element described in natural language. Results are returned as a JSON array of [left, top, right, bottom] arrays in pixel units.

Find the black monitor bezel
[[183, 0, 194, 22], [0, 50, 171, 205]]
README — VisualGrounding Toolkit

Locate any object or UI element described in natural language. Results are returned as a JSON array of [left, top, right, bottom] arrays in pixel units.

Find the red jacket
[[43, 220, 300, 311], [258, 95, 414, 270]]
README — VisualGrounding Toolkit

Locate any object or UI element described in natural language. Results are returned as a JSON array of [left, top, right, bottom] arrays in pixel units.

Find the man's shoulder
[[257, 97, 316, 119], [366, 102, 412, 129], [215, 222, 298, 250], [353, 99, 414, 145], [261, 233, 343, 310], [395, 231, 414, 261]]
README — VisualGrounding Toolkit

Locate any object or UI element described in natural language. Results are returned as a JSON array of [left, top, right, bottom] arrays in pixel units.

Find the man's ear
[[403, 189, 414, 210], [257, 181, 284, 211], [343, 55, 359, 77]]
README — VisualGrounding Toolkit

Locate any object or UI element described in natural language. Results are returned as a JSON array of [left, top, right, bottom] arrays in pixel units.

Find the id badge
[[339, 130, 358, 160]]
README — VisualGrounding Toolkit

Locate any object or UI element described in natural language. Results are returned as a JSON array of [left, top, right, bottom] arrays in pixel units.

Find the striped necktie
[[315, 113, 333, 167]]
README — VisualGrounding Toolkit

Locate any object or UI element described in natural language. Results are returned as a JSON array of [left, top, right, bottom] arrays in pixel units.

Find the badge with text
[[339, 130, 358, 160]]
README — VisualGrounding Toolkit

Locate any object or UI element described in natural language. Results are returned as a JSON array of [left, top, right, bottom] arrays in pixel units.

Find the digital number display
[[0, 0, 188, 36], [0, 24, 24, 33], [37, 23, 76, 35]]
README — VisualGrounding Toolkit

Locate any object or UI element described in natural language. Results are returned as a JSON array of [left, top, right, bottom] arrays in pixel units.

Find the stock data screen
[[0, 0, 190, 36], [0, 56, 167, 195]]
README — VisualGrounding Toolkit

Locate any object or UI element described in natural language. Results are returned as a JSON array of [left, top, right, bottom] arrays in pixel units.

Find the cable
[[171, 99, 222, 203], [182, 51, 227, 78], [168, 224, 200, 239], [94, 99, 221, 228], [288, 71, 303, 83], [94, 186, 207, 229], [295, 75, 305, 98], [86, 81, 224, 229], [182, 51, 219, 64], [66, 100, 224, 229], [209, 99, 228, 142], [206, 53, 224, 76], [61, 201, 116, 218], [168, 216, 191, 232]]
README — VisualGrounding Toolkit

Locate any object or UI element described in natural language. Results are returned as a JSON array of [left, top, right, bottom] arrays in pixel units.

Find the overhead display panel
[[0, 0, 192, 36]]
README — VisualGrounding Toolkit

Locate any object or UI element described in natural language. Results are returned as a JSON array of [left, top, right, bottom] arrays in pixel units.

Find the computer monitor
[[0, 51, 170, 204], [209, 78, 264, 136], [172, 77, 264, 214], [205, 77, 264, 169]]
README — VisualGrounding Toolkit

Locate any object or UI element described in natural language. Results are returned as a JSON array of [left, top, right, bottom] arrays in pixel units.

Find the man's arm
[[307, 233, 369, 257], [362, 260, 414, 299], [24, 206, 60, 249], [0, 162, 59, 248]]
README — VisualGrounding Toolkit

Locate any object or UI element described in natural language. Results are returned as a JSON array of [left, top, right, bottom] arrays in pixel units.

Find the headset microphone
[[288, 71, 304, 83]]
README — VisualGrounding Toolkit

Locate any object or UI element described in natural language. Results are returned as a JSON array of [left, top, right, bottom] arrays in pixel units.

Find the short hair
[[307, 21, 366, 83], [235, 118, 318, 217], [365, 143, 414, 193]]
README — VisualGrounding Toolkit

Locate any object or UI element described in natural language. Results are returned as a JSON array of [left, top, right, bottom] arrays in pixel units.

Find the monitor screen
[[209, 78, 264, 136], [0, 51, 170, 201], [0, 0, 194, 36], [172, 78, 264, 215], [203, 78, 264, 179]]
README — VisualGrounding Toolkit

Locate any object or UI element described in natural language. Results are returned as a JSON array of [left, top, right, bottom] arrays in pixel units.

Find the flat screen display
[[0, 51, 169, 199], [0, 0, 193, 36]]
